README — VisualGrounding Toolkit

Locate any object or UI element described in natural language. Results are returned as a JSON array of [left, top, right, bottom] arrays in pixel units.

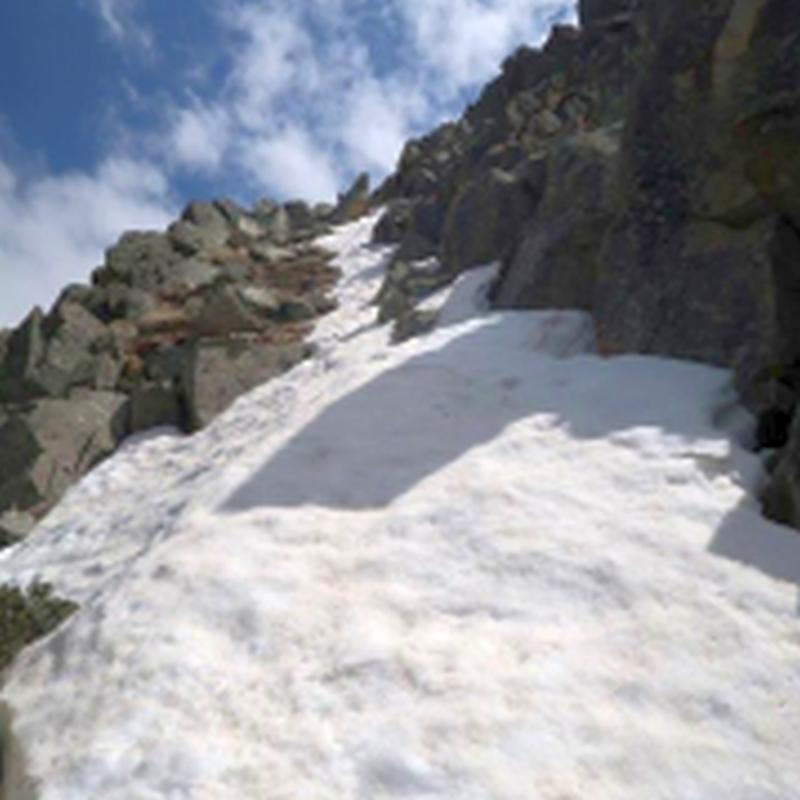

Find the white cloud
[[227, 7, 320, 131], [164, 0, 575, 199], [0, 157, 174, 327], [84, 0, 153, 51], [240, 128, 340, 201], [83, 0, 576, 204], [399, 0, 572, 90], [338, 80, 420, 173], [168, 105, 232, 172]]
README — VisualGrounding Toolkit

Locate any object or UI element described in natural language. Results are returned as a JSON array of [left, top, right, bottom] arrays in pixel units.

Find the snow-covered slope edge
[[1, 215, 799, 799]]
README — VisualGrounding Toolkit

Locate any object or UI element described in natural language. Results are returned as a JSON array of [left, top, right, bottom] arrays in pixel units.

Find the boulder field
[[0, 182, 370, 542]]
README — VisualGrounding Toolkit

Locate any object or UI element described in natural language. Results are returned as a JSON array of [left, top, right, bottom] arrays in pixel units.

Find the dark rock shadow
[[709, 497, 800, 613]]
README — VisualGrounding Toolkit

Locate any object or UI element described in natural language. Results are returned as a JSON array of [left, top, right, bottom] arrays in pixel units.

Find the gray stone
[[214, 198, 266, 239], [129, 381, 182, 433], [377, 284, 413, 325], [491, 0, 800, 432], [261, 206, 292, 245], [214, 197, 249, 225], [394, 232, 438, 263], [578, 0, 637, 27], [93, 353, 123, 391], [182, 201, 231, 238], [188, 285, 267, 337], [0, 510, 35, 549], [222, 259, 252, 283], [239, 287, 282, 316], [506, 89, 543, 134], [253, 198, 279, 222], [278, 298, 317, 323], [0, 329, 10, 364], [308, 291, 338, 316], [409, 198, 449, 247], [35, 302, 110, 397], [539, 109, 564, 135], [234, 216, 266, 240], [584, 0, 792, 391], [0, 309, 46, 402], [96, 282, 157, 321], [45, 300, 107, 344], [162, 259, 221, 297], [441, 167, 541, 275], [0, 303, 111, 402], [391, 309, 440, 344], [181, 338, 311, 430], [763, 412, 800, 529], [0, 390, 129, 516], [168, 220, 228, 257], [99, 231, 183, 292], [375, 258, 450, 324], [737, 92, 800, 233], [332, 173, 370, 223], [53, 283, 94, 312], [493, 129, 619, 311], [373, 200, 415, 244], [284, 201, 315, 231], [142, 345, 187, 383], [249, 241, 293, 264]]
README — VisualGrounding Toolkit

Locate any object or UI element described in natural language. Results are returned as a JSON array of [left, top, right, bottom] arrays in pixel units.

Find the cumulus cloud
[[227, 7, 321, 131], [153, 0, 575, 200], [168, 105, 232, 172], [0, 157, 174, 326], [399, 0, 573, 90], [240, 127, 340, 201]]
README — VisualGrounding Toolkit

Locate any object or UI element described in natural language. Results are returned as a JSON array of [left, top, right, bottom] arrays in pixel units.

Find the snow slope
[[1, 214, 799, 799]]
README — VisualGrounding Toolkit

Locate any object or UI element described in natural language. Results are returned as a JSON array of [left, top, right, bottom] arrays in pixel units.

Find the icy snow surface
[[1, 214, 800, 799]]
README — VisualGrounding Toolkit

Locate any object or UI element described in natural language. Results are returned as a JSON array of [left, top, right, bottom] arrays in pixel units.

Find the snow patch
[[1, 213, 799, 799]]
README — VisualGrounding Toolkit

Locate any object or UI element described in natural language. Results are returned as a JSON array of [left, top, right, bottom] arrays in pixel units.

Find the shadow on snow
[[222, 312, 800, 603]]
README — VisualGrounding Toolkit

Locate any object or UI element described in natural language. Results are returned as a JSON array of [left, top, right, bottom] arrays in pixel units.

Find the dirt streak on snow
[[1, 214, 799, 800]]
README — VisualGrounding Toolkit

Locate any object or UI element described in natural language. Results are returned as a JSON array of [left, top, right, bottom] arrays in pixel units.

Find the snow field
[[1, 214, 799, 799]]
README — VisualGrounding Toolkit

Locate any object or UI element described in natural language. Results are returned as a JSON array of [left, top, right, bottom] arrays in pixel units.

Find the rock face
[[370, 0, 800, 531], [0, 194, 354, 543], [0, 391, 128, 518], [181, 338, 313, 431], [370, 7, 642, 325], [331, 173, 371, 223]]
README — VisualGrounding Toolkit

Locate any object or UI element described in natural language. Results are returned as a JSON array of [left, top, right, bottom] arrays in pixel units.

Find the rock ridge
[[0, 180, 370, 542]]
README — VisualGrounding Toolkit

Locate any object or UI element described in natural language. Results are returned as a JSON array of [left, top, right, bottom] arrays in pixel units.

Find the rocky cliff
[[2, 0, 800, 540]]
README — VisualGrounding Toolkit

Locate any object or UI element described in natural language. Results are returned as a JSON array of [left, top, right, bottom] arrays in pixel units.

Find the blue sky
[[0, 0, 574, 325]]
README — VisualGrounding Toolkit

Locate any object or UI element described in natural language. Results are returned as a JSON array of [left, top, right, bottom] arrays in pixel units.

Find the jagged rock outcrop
[[0, 185, 366, 544], [370, 0, 643, 329], [370, 0, 800, 531]]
